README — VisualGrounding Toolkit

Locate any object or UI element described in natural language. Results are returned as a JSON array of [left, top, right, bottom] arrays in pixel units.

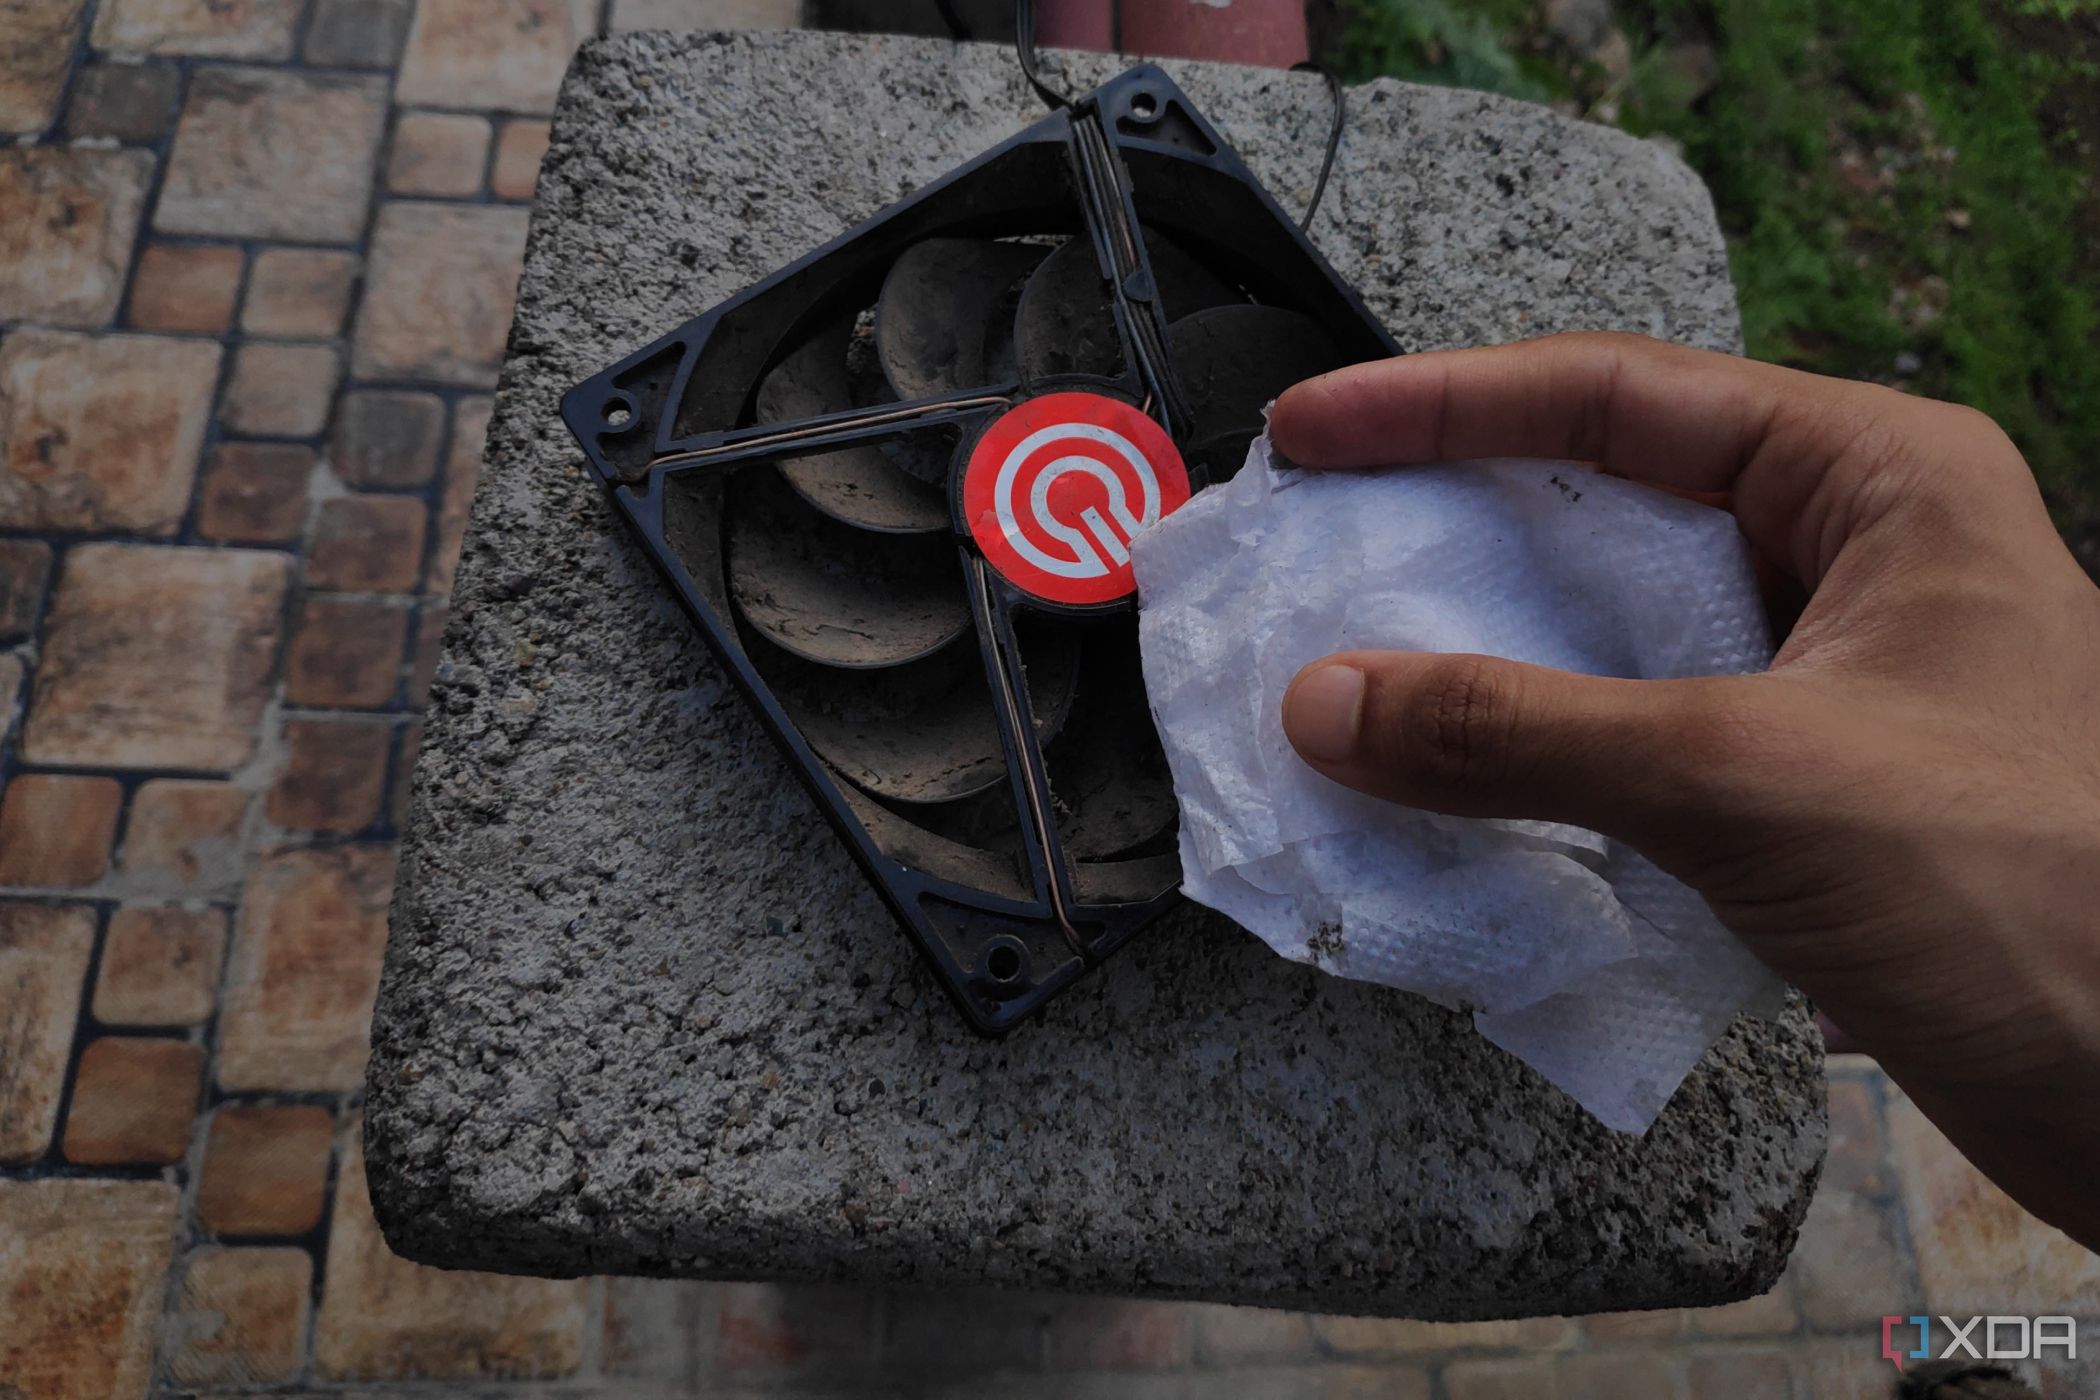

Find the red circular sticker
[[961, 391, 1190, 606]]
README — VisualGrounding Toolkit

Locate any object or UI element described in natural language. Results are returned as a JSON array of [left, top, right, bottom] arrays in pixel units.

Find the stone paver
[[216, 844, 396, 1091], [168, 1245, 313, 1386], [352, 201, 528, 386], [308, 494, 430, 592], [331, 389, 446, 488], [0, 147, 151, 327], [92, 905, 228, 1026], [0, 773, 123, 887], [157, 66, 388, 242], [129, 242, 246, 333], [286, 596, 412, 708], [0, 0, 88, 133], [1789, 1185, 1912, 1329], [194, 1103, 336, 1236], [0, 902, 96, 1162], [612, 0, 804, 29], [0, 1179, 181, 1400], [395, 0, 596, 113], [92, 0, 302, 59], [1887, 1089, 2100, 1317], [23, 543, 289, 769], [0, 329, 221, 534], [267, 715, 394, 831], [314, 1118, 591, 1379], [386, 110, 491, 196], [195, 442, 317, 544], [62, 57, 181, 141], [305, 0, 413, 67], [492, 118, 553, 199], [61, 1035, 205, 1165], [115, 779, 252, 894], [245, 248, 361, 338], [222, 342, 344, 438]]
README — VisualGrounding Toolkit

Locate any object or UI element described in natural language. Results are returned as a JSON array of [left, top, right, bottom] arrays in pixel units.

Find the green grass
[[1326, 0, 2100, 550]]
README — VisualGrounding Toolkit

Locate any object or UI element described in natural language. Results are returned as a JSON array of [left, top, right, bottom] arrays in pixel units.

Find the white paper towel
[[1129, 434, 1785, 1133]]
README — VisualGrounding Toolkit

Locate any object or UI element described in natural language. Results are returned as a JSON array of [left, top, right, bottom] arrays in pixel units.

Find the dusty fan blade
[[756, 311, 948, 533], [1168, 303, 1344, 448], [877, 238, 1047, 398], [1047, 633, 1177, 860], [727, 466, 968, 668], [1013, 231, 1245, 383], [753, 627, 1080, 806], [1143, 231, 1243, 322], [1013, 238, 1121, 381]]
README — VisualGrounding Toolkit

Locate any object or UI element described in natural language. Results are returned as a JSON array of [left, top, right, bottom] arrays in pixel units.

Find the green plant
[[1328, 0, 2100, 533], [1334, 0, 1552, 100]]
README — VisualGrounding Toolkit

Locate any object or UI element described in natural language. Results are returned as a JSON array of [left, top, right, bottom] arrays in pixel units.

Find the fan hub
[[959, 390, 1190, 608]]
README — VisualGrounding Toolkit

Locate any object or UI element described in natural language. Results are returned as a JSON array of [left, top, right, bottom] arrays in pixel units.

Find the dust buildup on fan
[[756, 312, 948, 532], [727, 466, 968, 668], [1014, 239, 1120, 380], [887, 778, 1024, 854], [1170, 302, 1344, 460], [774, 447, 946, 534], [1013, 231, 1242, 382], [877, 238, 1047, 398], [1045, 631, 1177, 860], [751, 628, 1079, 806]]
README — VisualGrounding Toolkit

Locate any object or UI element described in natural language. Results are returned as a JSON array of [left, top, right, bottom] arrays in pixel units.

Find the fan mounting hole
[[981, 938, 1026, 985], [1129, 91, 1160, 121], [602, 394, 637, 430]]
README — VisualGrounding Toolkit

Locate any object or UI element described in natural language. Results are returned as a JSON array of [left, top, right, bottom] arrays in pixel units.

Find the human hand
[[1271, 332, 2100, 1248]]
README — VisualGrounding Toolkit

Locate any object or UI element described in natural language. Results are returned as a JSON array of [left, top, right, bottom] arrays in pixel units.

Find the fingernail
[[1284, 663, 1364, 764]]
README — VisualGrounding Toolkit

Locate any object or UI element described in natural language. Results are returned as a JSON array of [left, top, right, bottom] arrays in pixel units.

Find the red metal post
[[1037, 0, 1116, 48], [1116, 0, 1310, 67]]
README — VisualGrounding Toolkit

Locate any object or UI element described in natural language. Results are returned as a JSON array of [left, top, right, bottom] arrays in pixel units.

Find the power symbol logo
[[962, 391, 1190, 605]]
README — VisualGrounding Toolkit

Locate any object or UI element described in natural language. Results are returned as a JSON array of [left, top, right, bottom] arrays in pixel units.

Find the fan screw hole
[[604, 397, 634, 429], [1129, 91, 1160, 121], [984, 941, 1024, 984]]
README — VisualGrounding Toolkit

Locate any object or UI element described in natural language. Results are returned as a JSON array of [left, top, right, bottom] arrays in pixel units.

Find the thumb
[[1280, 651, 1793, 859]]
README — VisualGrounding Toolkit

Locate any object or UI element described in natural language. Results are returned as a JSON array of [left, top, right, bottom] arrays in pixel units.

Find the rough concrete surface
[[365, 30, 1825, 1317]]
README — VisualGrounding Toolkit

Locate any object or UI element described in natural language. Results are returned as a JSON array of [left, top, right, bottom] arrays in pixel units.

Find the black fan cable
[[934, 0, 971, 41], [1290, 59, 1346, 232], [1015, 0, 1073, 109]]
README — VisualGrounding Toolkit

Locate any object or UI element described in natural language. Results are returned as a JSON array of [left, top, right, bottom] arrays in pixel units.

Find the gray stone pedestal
[[365, 29, 1824, 1318]]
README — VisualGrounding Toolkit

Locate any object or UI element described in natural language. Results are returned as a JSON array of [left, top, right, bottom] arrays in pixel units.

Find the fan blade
[[1143, 231, 1243, 321], [1012, 231, 1247, 384], [1047, 632, 1177, 859], [753, 627, 1079, 806], [774, 449, 948, 534], [728, 466, 968, 668], [1168, 303, 1344, 447], [756, 313, 948, 532], [877, 238, 1047, 399], [1013, 238, 1122, 381]]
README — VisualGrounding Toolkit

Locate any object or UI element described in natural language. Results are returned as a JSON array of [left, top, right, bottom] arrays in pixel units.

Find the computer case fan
[[561, 64, 1397, 1033]]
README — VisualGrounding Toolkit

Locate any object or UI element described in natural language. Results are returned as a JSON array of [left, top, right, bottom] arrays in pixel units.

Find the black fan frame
[[561, 65, 1398, 1033]]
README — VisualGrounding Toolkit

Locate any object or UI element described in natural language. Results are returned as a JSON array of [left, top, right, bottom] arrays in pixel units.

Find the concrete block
[[364, 30, 1822, 1318]]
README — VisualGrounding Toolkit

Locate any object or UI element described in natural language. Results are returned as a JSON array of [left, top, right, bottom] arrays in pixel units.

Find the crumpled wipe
[[1129, 432, 1784, 1133]]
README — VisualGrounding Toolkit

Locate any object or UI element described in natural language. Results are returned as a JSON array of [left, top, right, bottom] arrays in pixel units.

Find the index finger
[[1269, 332, 1820, 488], [1265, 331, 1936, 581]]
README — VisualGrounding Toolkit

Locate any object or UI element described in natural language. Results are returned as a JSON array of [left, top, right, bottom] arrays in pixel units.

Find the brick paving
[[2, 2, 2097, 1397]]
